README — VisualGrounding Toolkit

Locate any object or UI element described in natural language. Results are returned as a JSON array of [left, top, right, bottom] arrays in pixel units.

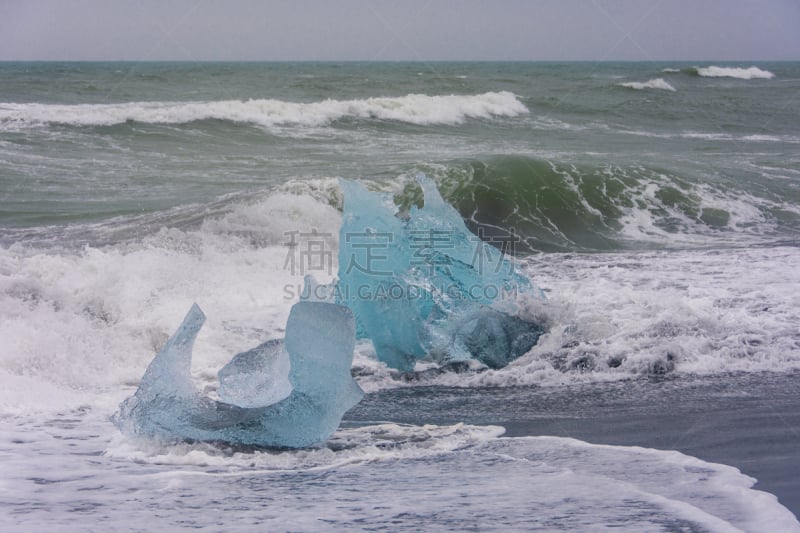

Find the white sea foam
[[682, 132, 736, 141], [104, 423, 505, 470], [2, 186, 800, 401], [619, 78, 676, 91], [678, 132, 800, 144], [0, 190, 342, 401], [619, 129, 800, 144], [2, 412, 796, 531], [0, 91, 528, 129], [696, 66, 775, 79], [355, 245, 800, 391], [741, 134, 783, 142], [107, 432, 799, 531], [662, 68, 681, 73]]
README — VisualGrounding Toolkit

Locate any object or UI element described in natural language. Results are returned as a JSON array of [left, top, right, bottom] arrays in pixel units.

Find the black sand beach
[[346, 370, 800, 518]]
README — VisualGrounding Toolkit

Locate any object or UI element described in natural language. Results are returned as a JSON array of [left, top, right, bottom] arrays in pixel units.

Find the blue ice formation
[[113, 301, 364, 448], [217, 339, 292, 408], [325, 174, 544, 371]]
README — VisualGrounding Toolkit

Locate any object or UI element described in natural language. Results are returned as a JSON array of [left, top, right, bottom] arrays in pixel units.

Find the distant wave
[[0, 92, 528, 128], [661, 68, 681, 73], [693, 66, 774, 79], [619, 78, 676, 92], [619, 129, 800, 144]]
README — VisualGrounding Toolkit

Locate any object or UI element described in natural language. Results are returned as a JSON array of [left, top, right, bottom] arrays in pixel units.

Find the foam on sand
[[5, 414, 796, 531]]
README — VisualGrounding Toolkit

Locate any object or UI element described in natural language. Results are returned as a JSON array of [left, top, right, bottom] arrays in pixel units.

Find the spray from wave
[[0, 91, 528, 129]]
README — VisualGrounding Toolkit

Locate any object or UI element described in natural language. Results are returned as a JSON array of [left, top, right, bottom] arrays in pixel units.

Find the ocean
[[1, 61, 800, 531]]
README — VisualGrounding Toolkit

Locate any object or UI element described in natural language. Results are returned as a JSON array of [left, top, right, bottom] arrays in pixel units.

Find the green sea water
[[1, 61, 798, 251]]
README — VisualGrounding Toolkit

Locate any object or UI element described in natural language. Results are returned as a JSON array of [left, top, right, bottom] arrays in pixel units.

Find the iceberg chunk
[[217, 339, 292, 408], [333, 175, 543, 371], [449, 309, 544, 369], [113, 301, 363, 448]]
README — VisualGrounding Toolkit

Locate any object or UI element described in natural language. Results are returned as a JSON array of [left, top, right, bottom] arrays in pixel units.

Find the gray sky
[[1, 0, 799, 61]]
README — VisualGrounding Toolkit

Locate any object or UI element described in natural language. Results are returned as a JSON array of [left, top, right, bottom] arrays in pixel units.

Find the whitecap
[[0, 91, 528, 129], [619, 78, 676, 91], [696, 66, 774, 79]]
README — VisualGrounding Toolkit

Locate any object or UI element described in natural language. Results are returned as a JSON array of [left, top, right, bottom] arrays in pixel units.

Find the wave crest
[[0, 91, 528, 129], [694, 66, 774, 79], [619, 78, 676, 91]]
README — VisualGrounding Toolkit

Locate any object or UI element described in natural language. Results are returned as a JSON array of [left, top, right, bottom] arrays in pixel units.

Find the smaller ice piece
[[333, 175, 544, 371], [113, 301, 364, 448], [217, 339, 292, 408]]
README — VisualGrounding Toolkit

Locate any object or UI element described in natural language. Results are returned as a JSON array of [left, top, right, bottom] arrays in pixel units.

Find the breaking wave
[[2, 177, 800, 403], [692, 66, 775, 79], [411, 155, 799, 252], [0, 91, 527, 129], [619, 78, 676, 91]]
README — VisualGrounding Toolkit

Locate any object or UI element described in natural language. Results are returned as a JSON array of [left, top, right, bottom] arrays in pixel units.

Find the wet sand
[[346, 371, 800, 517]]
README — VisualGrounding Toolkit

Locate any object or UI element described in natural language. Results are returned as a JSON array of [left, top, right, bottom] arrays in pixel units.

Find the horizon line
[[1, 58, 798, 63]]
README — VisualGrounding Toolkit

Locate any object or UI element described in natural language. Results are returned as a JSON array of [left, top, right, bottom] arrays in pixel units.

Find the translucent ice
[[113, 301, 364, 448], [217, 339, 292, 408], [448, 309, 544, 369], [332, 175, 543, 371]]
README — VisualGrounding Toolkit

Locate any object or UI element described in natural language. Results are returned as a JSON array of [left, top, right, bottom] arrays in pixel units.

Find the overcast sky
[[1, 0, 799, 61]]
